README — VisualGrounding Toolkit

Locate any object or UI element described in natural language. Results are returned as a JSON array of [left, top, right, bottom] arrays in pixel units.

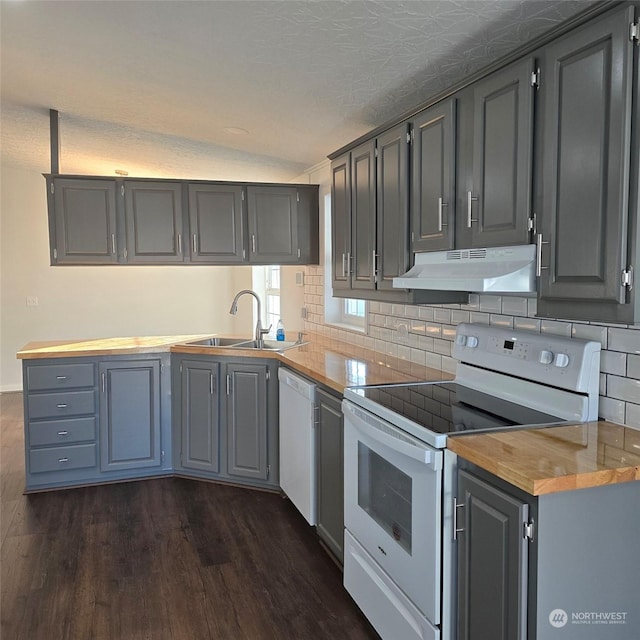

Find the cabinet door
[[50, 178, 118, 264], [468, 57, 535, 248], [331, 154, 352, 291], [247, 186, 298, 264], [226, 363, 268, 481], [99, 360, 161, 472], [124, 182, 185, 263], [188, 184, 245, 263], [316, 389, 344, 563], [456, 469, 529, 640], [411, 99, 456, 252], [351, 139, 377, 291], [376, 123, 410, 291], [538, 6, 634, 308], [180, 360, 220, 473]]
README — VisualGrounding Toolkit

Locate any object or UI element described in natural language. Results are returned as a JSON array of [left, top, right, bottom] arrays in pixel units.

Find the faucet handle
[[297, 331, 307, 343], [259, 325, 272, 337]]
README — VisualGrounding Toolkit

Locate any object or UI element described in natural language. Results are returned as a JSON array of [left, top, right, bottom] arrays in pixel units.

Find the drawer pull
[[56, 404, 68, 409], [58, 457, 70, 464], [57, 430, 69, 436], [56, 376, 68, 381]]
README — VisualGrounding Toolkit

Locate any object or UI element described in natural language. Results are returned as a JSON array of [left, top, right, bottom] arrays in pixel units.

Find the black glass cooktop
[[348, 381, 566, 436]]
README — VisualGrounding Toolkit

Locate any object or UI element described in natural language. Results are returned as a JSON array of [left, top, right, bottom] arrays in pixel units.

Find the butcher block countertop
[[447, 421, 640, 496], [17, 332, 452, 394]]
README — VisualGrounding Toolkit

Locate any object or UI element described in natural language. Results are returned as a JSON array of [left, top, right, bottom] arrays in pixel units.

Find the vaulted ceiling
[[1, 0, 599, 182]]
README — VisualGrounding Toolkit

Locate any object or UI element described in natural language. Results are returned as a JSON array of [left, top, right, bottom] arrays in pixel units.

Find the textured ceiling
[[1, 0, 599, 182]]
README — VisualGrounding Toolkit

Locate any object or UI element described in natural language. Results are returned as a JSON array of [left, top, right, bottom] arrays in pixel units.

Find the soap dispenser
[[276, 319, 285, 341]]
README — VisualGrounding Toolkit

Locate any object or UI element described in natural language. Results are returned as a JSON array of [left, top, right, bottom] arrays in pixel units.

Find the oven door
[[343, 400, 443, 624]]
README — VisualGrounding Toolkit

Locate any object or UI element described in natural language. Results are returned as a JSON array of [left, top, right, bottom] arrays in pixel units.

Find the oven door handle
[[346, 406, 440, 469]]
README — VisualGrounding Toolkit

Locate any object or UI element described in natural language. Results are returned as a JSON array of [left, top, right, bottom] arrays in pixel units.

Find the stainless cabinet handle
[[453, 497, 465, 541], [210, 373, 214, 396], [101, 372, 106, 393], [57, 430, 69, 436], [467, 191, 478, 228], [178, 233, 182, 254], [372, 250, 378, 284], [346, 252, 351, 276], [341, 253, 346, 278], [226, 374, 231, 396], [111, 234, 116, 255], [192, 234, 197, 254], [56, 375, 67, 381], [251, 234, 256, 253], [438, 197, 449, 231], [56, 403, 68, 409], [58, 457, 69, 464], [536, 233, 550, 277]]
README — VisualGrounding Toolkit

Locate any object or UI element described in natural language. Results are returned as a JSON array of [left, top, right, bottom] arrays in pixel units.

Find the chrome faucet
[[229, 290, 271, 348]]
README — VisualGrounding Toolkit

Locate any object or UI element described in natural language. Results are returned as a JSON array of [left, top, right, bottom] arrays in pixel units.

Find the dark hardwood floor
[[0, 392, 378, 640]]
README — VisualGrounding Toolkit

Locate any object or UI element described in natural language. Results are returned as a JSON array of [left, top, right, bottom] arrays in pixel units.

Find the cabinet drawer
[[29, 443, 97, 474], [28, 417, 96, 447], [28, 390, 95, 419], [27, 363, 95, 391]]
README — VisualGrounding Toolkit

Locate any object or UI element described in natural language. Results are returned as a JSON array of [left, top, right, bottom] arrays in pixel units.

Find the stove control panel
[[452, 323, 601, 394]]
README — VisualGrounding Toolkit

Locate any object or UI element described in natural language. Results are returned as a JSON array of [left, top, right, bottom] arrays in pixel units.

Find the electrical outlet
[[301, 307, 308, 319], [26, 296, 38, 307]]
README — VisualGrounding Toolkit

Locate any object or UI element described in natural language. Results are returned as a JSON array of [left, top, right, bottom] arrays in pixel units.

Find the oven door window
[[358, 442, 412, 554]]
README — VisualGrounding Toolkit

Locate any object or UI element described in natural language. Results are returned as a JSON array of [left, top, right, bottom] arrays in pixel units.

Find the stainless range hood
[[393, 244, 537, 294]]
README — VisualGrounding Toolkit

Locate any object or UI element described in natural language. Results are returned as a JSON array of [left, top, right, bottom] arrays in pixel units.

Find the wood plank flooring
[[0, 392, 378, 640]]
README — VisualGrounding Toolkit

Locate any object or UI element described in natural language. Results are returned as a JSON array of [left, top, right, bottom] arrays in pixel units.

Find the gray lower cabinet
[[99, 359, 162, 472], [316, 388, 344, 563], [180, 359, 220, 473], [23, 354, 171, 491], [188, 183, 245, 263], [124, 181, 185, 263], [537, 4, 638, 323], [455, 462, 640, 640], [172, 354, 279, 490], [46, 177, 118, 265]]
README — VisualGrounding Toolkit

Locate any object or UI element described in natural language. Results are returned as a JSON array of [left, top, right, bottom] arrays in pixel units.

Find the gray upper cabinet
[[47, 177, 118, 265], [180, 359, 220, 473], [459, 57, 535, 249], [331, 153, 352, 292], [411, 99, 456, 253], [376, 124, 410, 291], [226, 362, 269, 481], [537, 4, 637, 323], [124, 181, 185, 263], [188, 183, 245, 263], [247, 185, 298, 264], [351, 139, 377, 291], [99, 359, 161, 472]]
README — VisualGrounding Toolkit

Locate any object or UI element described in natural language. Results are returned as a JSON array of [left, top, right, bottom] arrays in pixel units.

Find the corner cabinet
[[455, 461, 640, 640], [315, 388, 344, 563], [22, 354, 171, 492], [537, 4, 639, 323], [172, 354, 279, 490], [44, 176, 319, 267]]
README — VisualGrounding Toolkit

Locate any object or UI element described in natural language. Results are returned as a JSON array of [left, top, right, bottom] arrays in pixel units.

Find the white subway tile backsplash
[[410, 348, 426, 366], [527, 297, 538, 317], [397, 345, 411, 361], [572, 323, 607, 345], [418, 306, 435, 321], [469, 312, 490, 325], [442, 325, 457, 341], [425, 322, 443, 337], [626, 403, 640, 429], [418, 336, 435, 352], [433, 339, 452, 356], [628, 354, 640, 380], [425, 352, 442, 370], [392, 304, 405, 317], [479, 295, 502, 313], [404, 306, 419, 319], [601, 350, 627, 376], [434, 308, 452, 324], [598, 396, 626, 424], [451, 310, 471, 325], [607, 375, 640, 404], [463, 294, 480, 311], [608, 328, 640, 354], [442, 356, 457, 375], [540, 319, 572, 337], [513, 317, 541, 332], [489, 314, 514, 328], [501, 297, 528, 317]]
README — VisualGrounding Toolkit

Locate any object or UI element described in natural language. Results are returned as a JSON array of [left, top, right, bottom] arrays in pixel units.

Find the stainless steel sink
[[231, 339, 306, 352], [186, 337, 249, 347]]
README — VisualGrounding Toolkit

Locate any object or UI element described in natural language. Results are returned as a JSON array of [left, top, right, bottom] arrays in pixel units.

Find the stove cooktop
[[346, 380, 567, 438]]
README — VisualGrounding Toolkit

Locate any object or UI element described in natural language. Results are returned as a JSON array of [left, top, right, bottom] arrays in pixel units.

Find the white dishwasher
[[278, 368, 317, 525]]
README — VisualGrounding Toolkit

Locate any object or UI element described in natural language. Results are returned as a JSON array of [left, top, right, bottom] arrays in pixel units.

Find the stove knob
[[466, 336, 479, 348], [554, 353, 570, 368], [456, 335, 467, 346], [539, 350, 554, 365]]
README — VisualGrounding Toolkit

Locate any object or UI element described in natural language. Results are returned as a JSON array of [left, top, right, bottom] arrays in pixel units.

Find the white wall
[[0, 164, 253, 391]]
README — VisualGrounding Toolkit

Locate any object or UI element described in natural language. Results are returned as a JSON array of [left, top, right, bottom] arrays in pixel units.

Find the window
[[264, 265, 281, 332], [341, 298, 366, 328]]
